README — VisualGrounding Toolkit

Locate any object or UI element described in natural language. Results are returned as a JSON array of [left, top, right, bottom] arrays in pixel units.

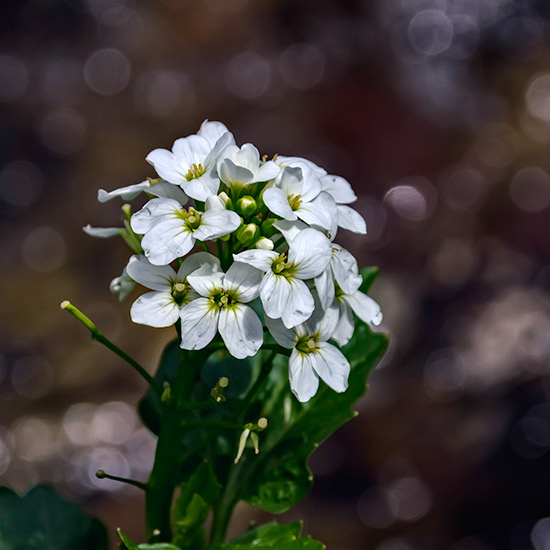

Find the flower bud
[[236, 223, 260, 246], [255, 237, 274, 251], [235, 195, 257, 218], [261, 218, 277, 238]]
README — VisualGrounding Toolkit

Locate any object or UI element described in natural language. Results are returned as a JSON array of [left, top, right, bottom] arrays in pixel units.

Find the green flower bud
[[235, 195, 257, 218], [261, 218, 277, 238], [236, 223, 261, 246]]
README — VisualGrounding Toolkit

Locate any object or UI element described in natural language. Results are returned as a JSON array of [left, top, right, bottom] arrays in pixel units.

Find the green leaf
[[0, 484, 108, 550], [238, 322, 388, 513], [218, 521, 324, 549], [172, 461, 221, 549], [118, 529, 181, 550]]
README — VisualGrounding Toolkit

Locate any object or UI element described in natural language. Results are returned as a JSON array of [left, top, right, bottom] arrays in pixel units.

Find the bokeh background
[[1, 0, 550, 548]]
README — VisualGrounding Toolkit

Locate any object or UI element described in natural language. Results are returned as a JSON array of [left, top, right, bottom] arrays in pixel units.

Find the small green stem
[[96, 469, 146, 491], [210, 462, 242, 545], [61, 301, 162, 396]]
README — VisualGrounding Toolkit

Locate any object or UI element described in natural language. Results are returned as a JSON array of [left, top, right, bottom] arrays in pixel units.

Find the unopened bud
[[210, 377, 229, 403], [121, 203, 132, 219], [218, 191, 230, 206], [236, 223, 260, 247], [255, 237, 274, 251], [261, 218, 277, 238], [235, 195, 257, 218]]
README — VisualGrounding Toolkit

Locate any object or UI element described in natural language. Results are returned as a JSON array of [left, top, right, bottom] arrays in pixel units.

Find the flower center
[[185, 163, 205, 181], [209, 288, 238, 310], [181, 207, 202, 231], [287, 194, 302, 211], [296, 335, 318, 354], [271, 253, 296, 278], [171, 281, 189, 306]]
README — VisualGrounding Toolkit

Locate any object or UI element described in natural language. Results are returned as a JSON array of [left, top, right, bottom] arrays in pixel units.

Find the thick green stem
[[145, 348, 209, 542], [209, 462, 242, 546]]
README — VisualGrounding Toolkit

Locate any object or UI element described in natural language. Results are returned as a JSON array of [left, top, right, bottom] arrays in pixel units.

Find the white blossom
[[320, 174, 366, 234], [331, 288, 383, 346], [126, 253, 220, 328], [83, 225, 122, 238], [233, 228, 332, 328], [131, 196, 241, 265], [146, 120, 235, 201], [217, 143, 280, 189], [110, 268, 135, 301], [179, 262, 264, 359], [266, 305, 350, 402], [262, 167, 335, 231]]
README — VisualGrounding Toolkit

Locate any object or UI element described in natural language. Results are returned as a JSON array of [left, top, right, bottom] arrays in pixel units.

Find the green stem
[[145, 346, 216, 542], [61, 301, 162, 396], [96, 469, 146, 491], [210, 462, 242, 546]]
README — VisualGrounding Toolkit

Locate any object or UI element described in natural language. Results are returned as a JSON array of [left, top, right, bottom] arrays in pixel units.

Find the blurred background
[[1, 0, 550, 548]]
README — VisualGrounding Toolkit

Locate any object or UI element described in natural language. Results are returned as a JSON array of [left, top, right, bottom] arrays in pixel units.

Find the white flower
[[97, 180, 188, 204], [110, 268, 135, 301], [126, 253, 220, 328], [217, 143, 280, 189], [179, 262, 264, 359], [266, 305, 350, 402], [262, 167, 335, 231], [233, 228, 332, 328], [331, 287, 383, 346], [315, 244, 363, 310], [146, 120, 235, 201], [130, 197, 241, 265], [320, 174, 366, 234]]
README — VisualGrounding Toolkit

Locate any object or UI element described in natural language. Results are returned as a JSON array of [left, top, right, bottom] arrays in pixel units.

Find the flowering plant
[[0, 121, 387, 550]]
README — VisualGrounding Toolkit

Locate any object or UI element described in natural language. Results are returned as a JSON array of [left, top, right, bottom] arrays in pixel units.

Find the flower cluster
[[85, 120, 382, 402]]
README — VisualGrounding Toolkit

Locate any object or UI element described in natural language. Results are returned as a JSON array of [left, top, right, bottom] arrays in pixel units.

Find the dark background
[[1, 1, 550, 548]]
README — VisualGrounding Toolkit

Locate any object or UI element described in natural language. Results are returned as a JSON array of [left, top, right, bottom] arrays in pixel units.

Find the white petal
[[232, 143, 261, 173], [218, 158, 254, 186], [296, 192, 336, 231], [264, 315, 296, 349], [262, 187, 297, 220], [146, 149, 184, 184], [148, 182, 188, 204], [223, 262, 262, 303], [311, 342, 350, 394], [205, 194, 226, 210], [337, 205, 367, 234], [331, 302, 354, 346], [130, 198, 181, 234], [141, 218, 194, 265], [331, 245, 362, 295], [314, 267, 335, 310], [273, 219, 308, 244], [130, 291, 179, 328], [98, 180, 151, 203], [183, 171, 220, 202], [277, 155, 327, 177], [82, 225, 121, 238], [278, 166, 304, 196], [233, 249, 278, 272], [176, 252, 221, 280], [255, 160, 281, 182], [126, 255, 175, 291], [320, 174, 357, 204], [311, 302, 340, 341], [172, 134, 211, 166], [194, 209, 241, 241], [281, 278, 314, 329], [197, 120, 233, 148], [218, 304, 263, 359], [259, 271, 291, 320], [342, 291, 383, 326], [187, 265, 225, 297], [179, 298, 219, 350], [289, 228, 332, 279], [289, 350, 320, 402]]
